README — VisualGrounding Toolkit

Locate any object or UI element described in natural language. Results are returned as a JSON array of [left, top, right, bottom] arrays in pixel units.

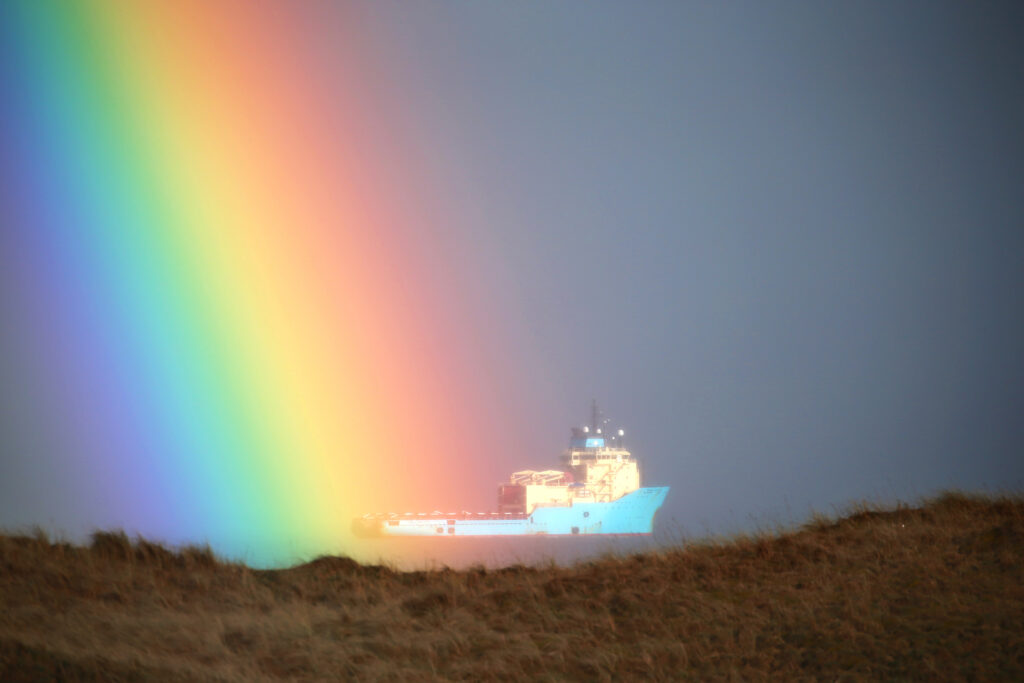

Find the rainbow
[[0, 2, 529, 566]]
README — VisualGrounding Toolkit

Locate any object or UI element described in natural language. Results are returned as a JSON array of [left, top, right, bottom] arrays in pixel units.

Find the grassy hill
[[1, 492, 1021, 681]]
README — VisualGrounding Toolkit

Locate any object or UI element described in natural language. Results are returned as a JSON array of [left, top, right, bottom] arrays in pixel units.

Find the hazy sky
[[1, 1, 1022, 564], [359, 0, 1024, 531]]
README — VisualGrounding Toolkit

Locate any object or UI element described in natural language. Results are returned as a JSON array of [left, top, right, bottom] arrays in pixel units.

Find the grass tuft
[[89, 530, 134, 562]]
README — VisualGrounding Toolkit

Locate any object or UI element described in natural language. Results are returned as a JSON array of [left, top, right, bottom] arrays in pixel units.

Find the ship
[[352, 403, 669, 537]]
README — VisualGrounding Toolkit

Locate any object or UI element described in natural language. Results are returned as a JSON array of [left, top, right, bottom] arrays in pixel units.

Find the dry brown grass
[[2, 491, 1022, 681]]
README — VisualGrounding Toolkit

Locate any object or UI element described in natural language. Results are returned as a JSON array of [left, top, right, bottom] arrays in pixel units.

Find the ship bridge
[[497, 412, 642, 515], [562, 445, 634, 466], [560, 427, 640, 505]]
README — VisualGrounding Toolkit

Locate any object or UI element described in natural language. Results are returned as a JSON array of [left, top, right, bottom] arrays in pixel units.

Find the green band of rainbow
[[1, 2, 523, 566]]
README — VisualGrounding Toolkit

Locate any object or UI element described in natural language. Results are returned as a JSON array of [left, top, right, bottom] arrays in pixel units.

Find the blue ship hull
[[358, 487, 669, 537]]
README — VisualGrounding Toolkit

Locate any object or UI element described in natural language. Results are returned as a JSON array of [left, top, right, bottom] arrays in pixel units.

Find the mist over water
[[354, 535, 669, 572]]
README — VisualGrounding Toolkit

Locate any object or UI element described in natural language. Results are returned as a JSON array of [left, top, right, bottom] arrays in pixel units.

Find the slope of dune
[[1, 491, 1021, 681]]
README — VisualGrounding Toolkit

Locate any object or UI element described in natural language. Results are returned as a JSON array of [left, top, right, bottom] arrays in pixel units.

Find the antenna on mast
[[590, 399, 600, 434]]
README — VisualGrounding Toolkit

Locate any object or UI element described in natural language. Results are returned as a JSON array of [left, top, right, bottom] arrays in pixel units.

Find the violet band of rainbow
[[1, 1, 519, 565]]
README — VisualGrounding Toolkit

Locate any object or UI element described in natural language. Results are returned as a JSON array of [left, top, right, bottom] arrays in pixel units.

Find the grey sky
[[360, 0, 1024, 534], [1, 2, 1020, 566]]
